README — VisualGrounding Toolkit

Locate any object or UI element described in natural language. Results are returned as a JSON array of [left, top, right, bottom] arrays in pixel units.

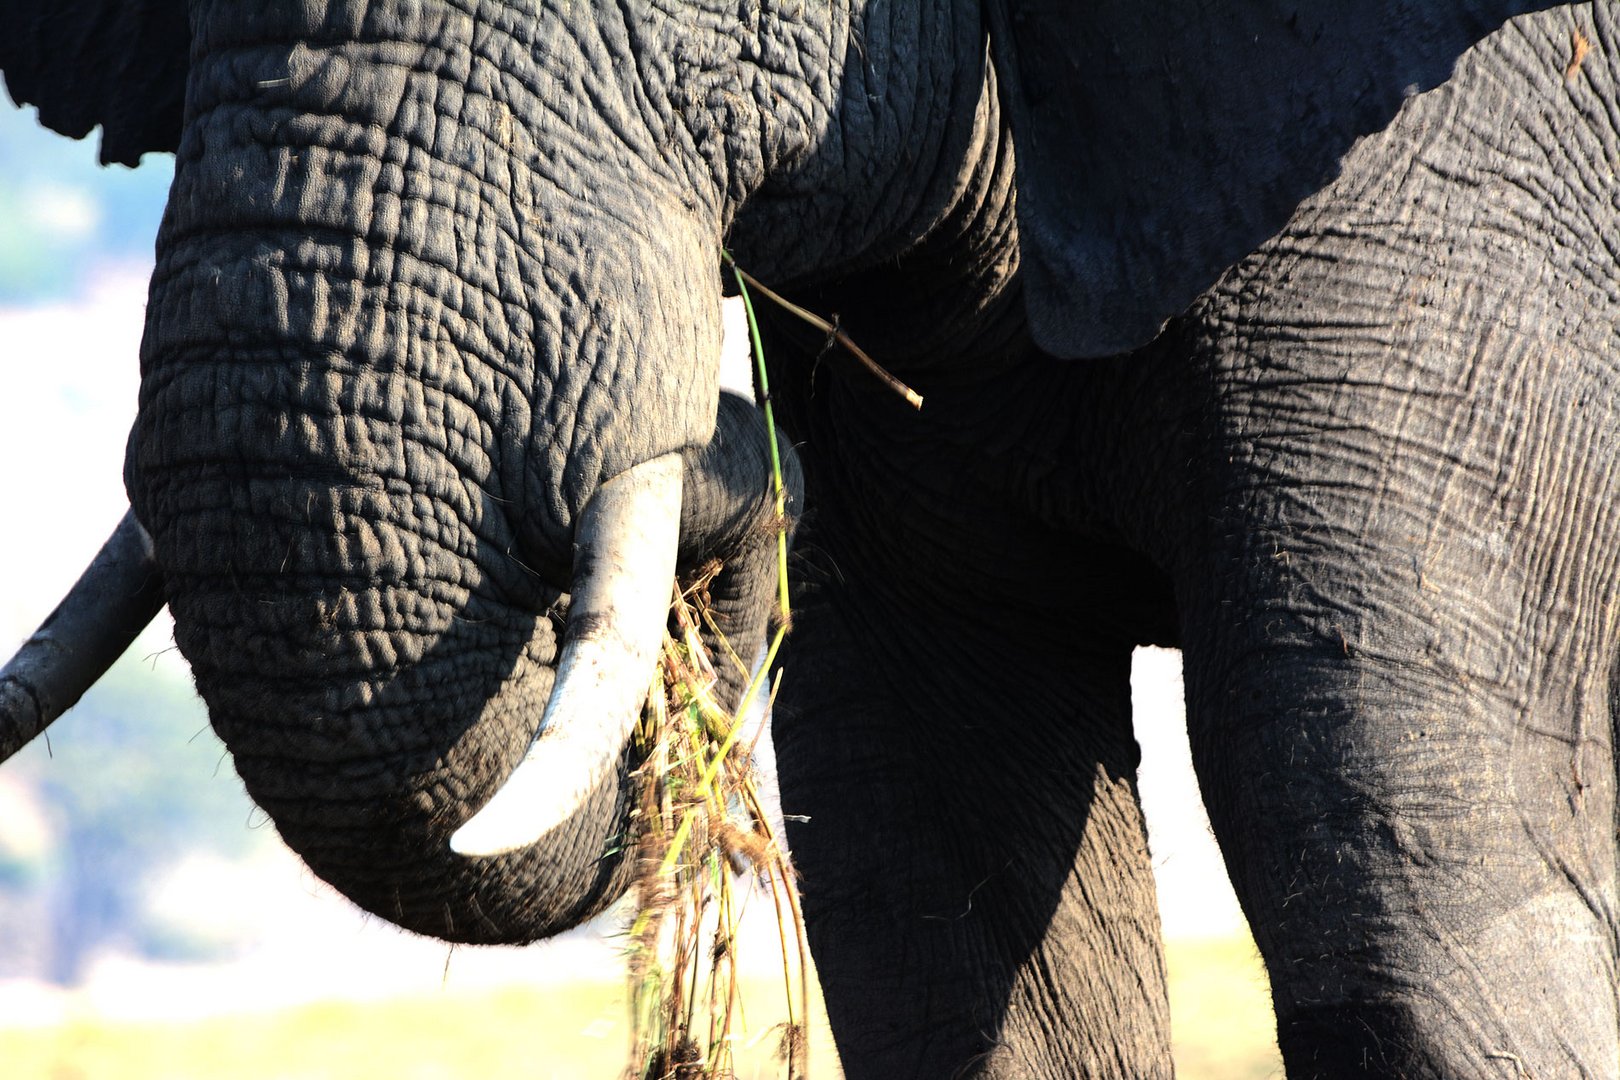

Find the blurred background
[[0, 103, 1281, 1078]]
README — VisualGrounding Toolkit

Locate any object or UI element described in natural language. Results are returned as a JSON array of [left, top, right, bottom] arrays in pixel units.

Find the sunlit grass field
[[1166, 936, 1284, 1079], [0, 936, 1280, 1078]]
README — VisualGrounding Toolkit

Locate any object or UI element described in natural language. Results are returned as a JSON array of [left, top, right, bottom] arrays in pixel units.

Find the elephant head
[[0, 0, 1557, 963]]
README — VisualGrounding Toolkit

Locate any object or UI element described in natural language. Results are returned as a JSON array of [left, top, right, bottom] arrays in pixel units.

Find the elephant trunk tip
[[450, 453, 683, 858]]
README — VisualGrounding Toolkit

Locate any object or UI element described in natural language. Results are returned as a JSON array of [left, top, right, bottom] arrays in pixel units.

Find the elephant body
[[3, 1, 1618, 1077], [760, 7, 1620, 1074]]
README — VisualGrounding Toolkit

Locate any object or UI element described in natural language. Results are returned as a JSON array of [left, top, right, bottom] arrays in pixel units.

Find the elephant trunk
[[126, 449, 661, 941], [115, 6, 731, 943], [124, 348, 689, 943]]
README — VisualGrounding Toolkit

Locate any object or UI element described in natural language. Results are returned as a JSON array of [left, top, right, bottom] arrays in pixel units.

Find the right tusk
[[450, 453, 683, 858], [0, 510, 165, 763]]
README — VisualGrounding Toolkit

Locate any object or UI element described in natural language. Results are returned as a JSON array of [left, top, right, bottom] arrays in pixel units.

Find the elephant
[[2, 0, 1618, 1076]]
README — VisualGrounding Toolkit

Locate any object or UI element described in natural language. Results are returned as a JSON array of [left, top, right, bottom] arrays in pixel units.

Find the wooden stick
[[727, 261, 924, 411]]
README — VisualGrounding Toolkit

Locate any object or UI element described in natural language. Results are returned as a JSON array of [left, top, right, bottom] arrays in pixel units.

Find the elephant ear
[[0, 0, 189, 166], [986, 1, 1553, 358]]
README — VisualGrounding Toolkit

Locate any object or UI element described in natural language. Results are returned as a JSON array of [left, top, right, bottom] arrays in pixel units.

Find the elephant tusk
[[0, 510, 165, 763], [450, 453, 683, 858]]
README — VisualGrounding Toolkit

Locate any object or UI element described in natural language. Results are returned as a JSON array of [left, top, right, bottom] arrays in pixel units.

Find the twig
[[723, 253, 923, 410]]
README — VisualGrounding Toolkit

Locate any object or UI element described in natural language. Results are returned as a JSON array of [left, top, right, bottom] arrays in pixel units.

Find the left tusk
[[449, 453, 682, 858], [0, 510, 165, 762]]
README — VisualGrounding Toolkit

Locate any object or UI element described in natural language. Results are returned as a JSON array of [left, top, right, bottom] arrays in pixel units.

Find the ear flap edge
[[1, 0, 189, 166]]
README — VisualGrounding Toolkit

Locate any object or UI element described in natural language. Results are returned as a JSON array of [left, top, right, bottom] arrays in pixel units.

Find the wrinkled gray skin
[[4, 1, 1619, 1076]]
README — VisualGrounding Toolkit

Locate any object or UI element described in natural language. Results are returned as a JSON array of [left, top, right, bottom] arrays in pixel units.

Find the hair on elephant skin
[[3, 1, 1619, 1076]]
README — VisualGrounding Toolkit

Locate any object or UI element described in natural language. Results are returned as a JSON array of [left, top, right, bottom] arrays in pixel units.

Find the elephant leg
[[774, 527, 1173, 1079], [1181, 507, 1620, 1077], [1174, 317, 1620, 1073], [1183, 580, 1619, 1078], [1166, 28, 1620, 1063]]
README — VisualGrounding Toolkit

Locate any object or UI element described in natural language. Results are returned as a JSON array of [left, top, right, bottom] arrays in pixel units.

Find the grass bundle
[[625, 259, 808, 1080], [627, 579, 807, 1080]]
